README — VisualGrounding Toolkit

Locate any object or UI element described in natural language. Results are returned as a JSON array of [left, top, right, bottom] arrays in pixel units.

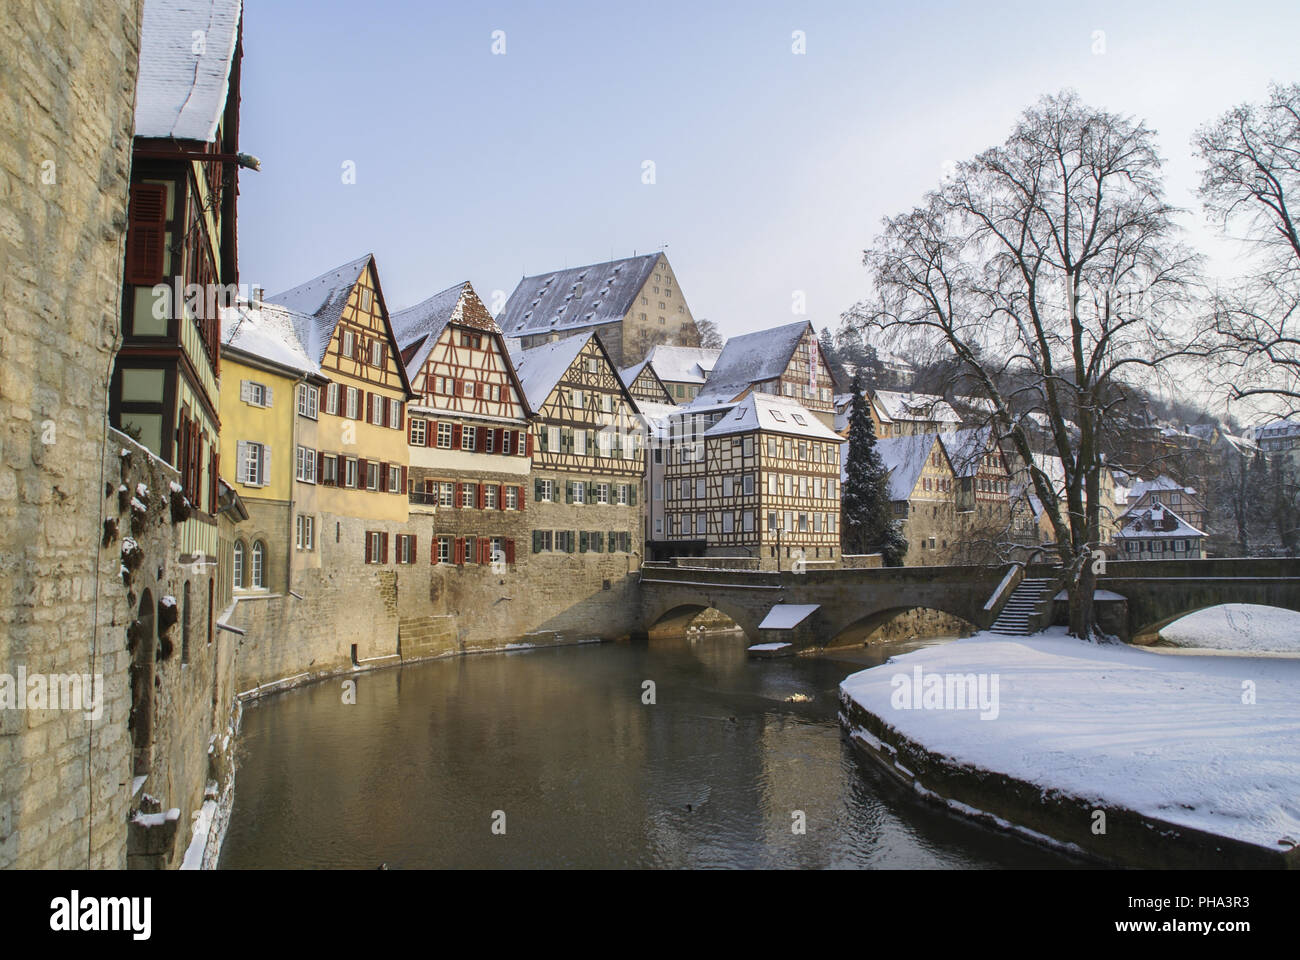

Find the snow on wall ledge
[[838, 628, 1300, 867]]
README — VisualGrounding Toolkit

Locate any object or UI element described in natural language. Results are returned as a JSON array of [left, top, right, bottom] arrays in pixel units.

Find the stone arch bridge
[[637, 558, 1300, 649]]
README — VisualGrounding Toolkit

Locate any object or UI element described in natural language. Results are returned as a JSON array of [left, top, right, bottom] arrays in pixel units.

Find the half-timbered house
[[619, 358, 675, 406], [640, 344, 720, 403], [110, 0, 244, 569], [264, 255, 416, 558], [510, 333, 645, 564], [497, 253, 701, 366], [693, 320, 838, 428], [394, 281, 533, 567], [661, 394, 842, 569]]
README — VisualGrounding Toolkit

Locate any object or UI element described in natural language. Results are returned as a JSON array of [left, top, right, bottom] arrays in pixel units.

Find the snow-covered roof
[[220, 299, 319, 378], [938, 426, 995, 479], [758, 604, 820, 630], [643, 344, 721, 385], [694, 320, 811, 405], [872, 433, 940, 502], [1255, 419, 1300, 440], [704, 393, 840, 442], [619, 359, 651, 386], [1127, 475, 1197, 502], [135, 0, 242, 142], [497, 253, 662, 338], [1115, 504, 1206, 539], [872, 390, 961, 425], [392, 282, 484, 378], [264, 255, 372, 365], [509, 334, 592, 409], [636, 401, 679, 441]]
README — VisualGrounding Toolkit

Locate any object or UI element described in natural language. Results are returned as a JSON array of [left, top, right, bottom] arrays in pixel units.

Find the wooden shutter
[[454, 537, 464, 565], [451, 424, 462, 448], [381, 532, 389, 563], [532, 530, 542, 553], [399, 466, 407, 494], [519, 484, 526, 511], [431, 537, 439, 565], [477, 484, 485, 510], [316, 451, 325, 483], [497, 484, 505, 511], [454, 482, 462, 507], [505, 539, 515, 565], [358, 458, 369, 489], [379, 463, 389, 492], [534, 478, 543, 502], [236, 440, 249, 483], [476, 428, 487, 453], [524, 433, 533, 457], [125, 182, 168, 285], [409, 536, 417, 564], [630, 484, 638, 505], [240, 380, 252, 404], [260, 446, 271, 487], [365, 532, 373, 564]]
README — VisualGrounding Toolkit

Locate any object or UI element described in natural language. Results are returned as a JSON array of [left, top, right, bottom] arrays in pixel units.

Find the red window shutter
[[431, 537, 439, 565], [524, 433, 534, 457], [454, 482, 462, 507], [366, 392, 374, 424], [454, 537, 464, 565], [451, 424, 462, 448], [380, 343, 388, 370], [382, 532, 389, 563], [316, 450, 324, 482], [358, 458, 368, 488], [209, 449, 219, 513], [478, 539, 488, 565], [477, 484, 485, 510], [400, 466, 407, 493], [379, 463, 389, 491], [409, 535, 417, 563], [125, 182, 168, 285], [519, 484, 526, 511], [505, 539, 515, 565], [476, 429, 487, 453], [494, 428, 504, 451], [498, 484, 505, 511], [365, 533, 373, 564]]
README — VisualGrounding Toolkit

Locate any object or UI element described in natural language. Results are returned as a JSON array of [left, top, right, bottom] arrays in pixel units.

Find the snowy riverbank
[[839, 628, 1300, 865], [1158, 603, 1300, 653]]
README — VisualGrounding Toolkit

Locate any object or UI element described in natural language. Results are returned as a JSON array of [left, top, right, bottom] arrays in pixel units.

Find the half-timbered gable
[[694, 321, 837, 425], [512, 333, 645, 561], [619, 359, 674, 406], [497, 253, 701, 366], [265, 254, 415, 524], [642, 344, 720, 403], [660, 394, 841, 569], [110, 0, 244, 565], [394, 281, 532, 567]]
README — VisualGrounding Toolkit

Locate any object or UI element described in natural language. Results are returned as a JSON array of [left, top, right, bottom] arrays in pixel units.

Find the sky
[[235, 0, 1300, 348]]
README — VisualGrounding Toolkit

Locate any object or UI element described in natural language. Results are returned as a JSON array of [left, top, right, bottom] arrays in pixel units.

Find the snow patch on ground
[[748, 642, 793, 651], [840, 627, 1300, 850], [1159, 604, 1300, 653]]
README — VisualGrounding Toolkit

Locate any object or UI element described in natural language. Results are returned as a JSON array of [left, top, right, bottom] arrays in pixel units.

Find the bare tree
[[1196, 83, 1300, 412], [849, 91, 1199, 639], [695, 317, 724, 350]]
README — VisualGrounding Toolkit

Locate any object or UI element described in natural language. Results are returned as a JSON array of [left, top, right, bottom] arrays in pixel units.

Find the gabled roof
[[392, 281, 497, 378], [219, 299, 320, 379], [264, 253, 415, 398], [872, 433, 942, 502], [135, 0, 242, 142], [873, 390, 961, 425], [1127, 475, 1198, 502], [939, 427, 996, 479], [265, 254, 372, 365], [704, 393, 841, 442], [643, 344, 721, 385], [509, 335, 593, 410], [497, 253, 662, 338], [1115, 504, 1206, 539], [619, 359, 674, 403], [694, 320, 811, 405]]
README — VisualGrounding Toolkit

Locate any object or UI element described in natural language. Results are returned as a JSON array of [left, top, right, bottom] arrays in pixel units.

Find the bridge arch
[[1130, 600, 1300, 646], [826, 605, 979, 647], [642, 593, 763, 642]]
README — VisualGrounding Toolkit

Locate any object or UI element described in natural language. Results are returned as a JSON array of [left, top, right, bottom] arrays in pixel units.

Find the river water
[[219, 633, 1074, 868]]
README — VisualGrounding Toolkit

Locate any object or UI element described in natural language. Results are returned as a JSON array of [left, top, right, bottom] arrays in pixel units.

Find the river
[[219, 633, 1075, 868]]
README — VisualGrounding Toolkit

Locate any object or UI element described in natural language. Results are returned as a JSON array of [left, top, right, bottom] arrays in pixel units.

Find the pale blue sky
[[236, 0, 1300, 341]]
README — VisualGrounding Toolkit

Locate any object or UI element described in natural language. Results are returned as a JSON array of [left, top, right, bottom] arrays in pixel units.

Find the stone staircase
[[989, 578, 1053, 635]]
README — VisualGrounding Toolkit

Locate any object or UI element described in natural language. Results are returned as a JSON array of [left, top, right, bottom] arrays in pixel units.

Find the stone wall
[[0, 0, 143, 869]]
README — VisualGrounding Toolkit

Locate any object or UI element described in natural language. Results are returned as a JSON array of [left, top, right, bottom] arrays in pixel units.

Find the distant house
[[871, 433, 956, 563], [1114, 504, 1205, 559], [694, 320, 838, 426], [869, 391, 962, 437], [496, 253, 700, 367], [640, 344, 721, 403], [1122, 476, 1206, 532], [618, 358, 675, 406]]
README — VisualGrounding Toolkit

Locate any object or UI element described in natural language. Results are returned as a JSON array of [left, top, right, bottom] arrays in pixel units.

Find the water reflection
[[219, 634, 1074, 869]]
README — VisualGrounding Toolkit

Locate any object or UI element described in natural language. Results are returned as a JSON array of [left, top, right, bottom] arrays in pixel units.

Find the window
[[388, 464, 401, 493], [346, 387, 359, 419], [436, 536, 452, 564], [462, 483, 477, 508], [695, 478, 705, 499], [722, 513, 734, 533], [485, 485, 499, 509], [439, 482, 454, 507], [360, 288, 373, 312], [464, 536, 478, 564], [366, 461, 378, 490], [618, 484, 629, 505], [572, 481, 586, 503], [410, 419, 427, 446], [505, 486, 519, 509], [297, 384, 319, 419], [389, 398, 402, 429], [342, 331, 355, 358], [365, 530, 386, 564], [296, 515, 315, 550], [371, 393, 384, 424], [321, 455, 338, 486], [251, 541, 266, 588], [396, 534, 416, 564], [462, 426, 476, 451], [485, 430, 495, 454], [325, 382, 339, 415], [696, 512, 706, 535], [597, 483, 609, 504], [295, 445, 317, 483], [345, 458, 358, 488], [538, 479, 554, 502], [242, 380, 270, 407], [370, 340, 384, 367], [233, 540, 245, 589], [744, 474, 754, 496], [437, 422, 453, 448]]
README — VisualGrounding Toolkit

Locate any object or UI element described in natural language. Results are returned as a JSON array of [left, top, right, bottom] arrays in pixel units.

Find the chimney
[[251, 284, 264, 303]]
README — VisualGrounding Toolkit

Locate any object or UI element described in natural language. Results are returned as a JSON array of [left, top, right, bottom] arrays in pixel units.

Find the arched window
[[233, 540, 245, 589], [252, 541, 266, 589]]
